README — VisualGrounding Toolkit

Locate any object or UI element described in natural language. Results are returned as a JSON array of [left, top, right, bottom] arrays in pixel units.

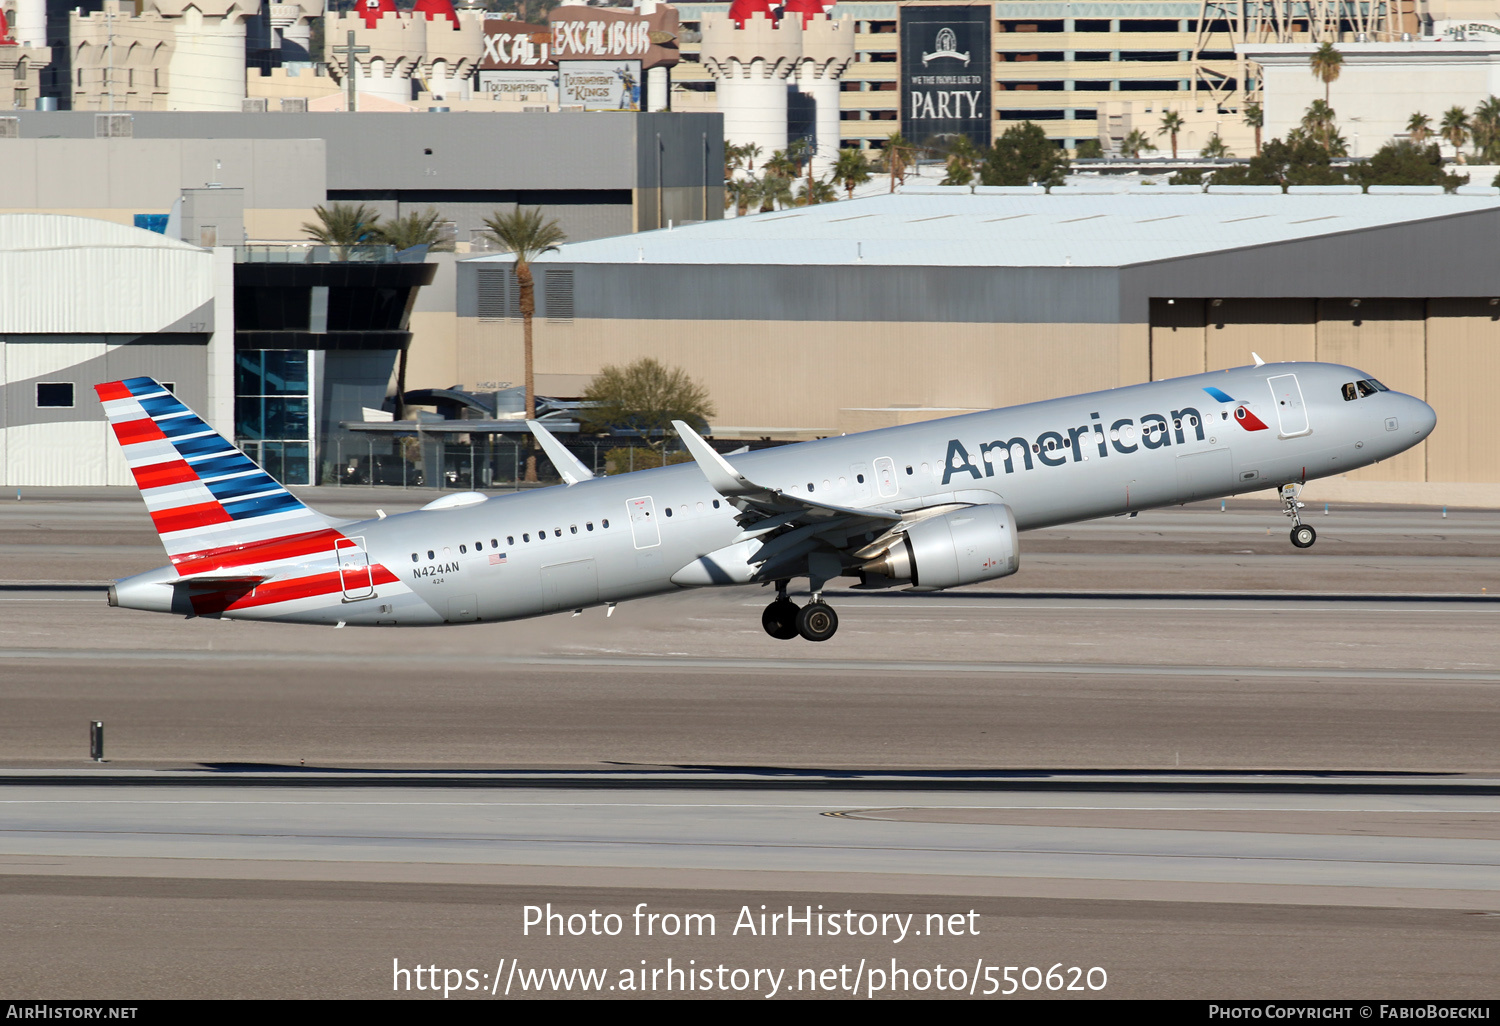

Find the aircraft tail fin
[[95, 377, 337, 563]]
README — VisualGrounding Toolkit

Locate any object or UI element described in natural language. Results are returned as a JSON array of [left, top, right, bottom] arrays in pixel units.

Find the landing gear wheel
[[796, 602, 839, 642], [1291, 524, 1317, 549], [761, 599, 800, 640]]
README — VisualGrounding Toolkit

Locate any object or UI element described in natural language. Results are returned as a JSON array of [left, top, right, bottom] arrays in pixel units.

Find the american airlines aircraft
[[98, 359, 1435, 642]]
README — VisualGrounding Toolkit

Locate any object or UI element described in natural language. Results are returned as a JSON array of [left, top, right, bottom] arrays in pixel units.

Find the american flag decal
[[489, 553, 507, 565]]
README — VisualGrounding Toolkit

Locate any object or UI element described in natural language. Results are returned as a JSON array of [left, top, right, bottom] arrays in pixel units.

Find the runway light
[[89, 721, 104, 763], [1350, 299, 1362, 308]]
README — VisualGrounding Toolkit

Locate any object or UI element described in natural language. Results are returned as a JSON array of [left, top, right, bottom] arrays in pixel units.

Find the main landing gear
[[1281, 484, 1317, 549], [761, 581, 839, 642]]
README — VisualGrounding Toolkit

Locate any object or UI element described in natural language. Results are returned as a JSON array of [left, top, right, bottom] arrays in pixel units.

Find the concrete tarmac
[[3, 492, 1500, 998]]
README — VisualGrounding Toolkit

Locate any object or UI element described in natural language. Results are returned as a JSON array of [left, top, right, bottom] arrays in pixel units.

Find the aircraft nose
[[1406, 395, 1437, 441]]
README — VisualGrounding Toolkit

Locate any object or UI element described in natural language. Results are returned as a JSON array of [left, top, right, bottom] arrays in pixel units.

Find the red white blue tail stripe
[[95, 377, 333, 561]]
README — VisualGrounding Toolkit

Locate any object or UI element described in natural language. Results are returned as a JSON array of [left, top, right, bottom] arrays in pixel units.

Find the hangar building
[[457, 183, 1500, 498]]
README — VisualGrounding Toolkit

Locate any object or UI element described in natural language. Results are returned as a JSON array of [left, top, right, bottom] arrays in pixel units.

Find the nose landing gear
[[1281, 484, 1317, 548]]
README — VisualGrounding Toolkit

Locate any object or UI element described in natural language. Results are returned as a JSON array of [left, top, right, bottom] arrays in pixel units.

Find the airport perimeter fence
[[321, 435, 770, 491]]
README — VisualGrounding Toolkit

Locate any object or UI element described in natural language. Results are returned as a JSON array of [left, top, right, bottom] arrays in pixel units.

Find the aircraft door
[[873, 457, 899, 498], [627, 496, 660, 549], [334, 537, 375, 600], [1267, 373, 1311, 437]]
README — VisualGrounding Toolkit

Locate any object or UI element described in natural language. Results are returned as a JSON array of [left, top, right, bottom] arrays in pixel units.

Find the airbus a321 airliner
[[97, 359, 1435, 642]]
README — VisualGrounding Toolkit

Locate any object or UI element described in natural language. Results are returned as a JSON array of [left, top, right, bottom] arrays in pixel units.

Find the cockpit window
[[1357, 380, 1378, 397], [1364, 378, 1389, 392], [1342, 382, 1358, 401]]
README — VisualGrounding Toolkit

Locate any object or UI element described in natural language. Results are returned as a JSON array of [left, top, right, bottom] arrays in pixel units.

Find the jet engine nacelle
[[862, 503, 1019, 590]]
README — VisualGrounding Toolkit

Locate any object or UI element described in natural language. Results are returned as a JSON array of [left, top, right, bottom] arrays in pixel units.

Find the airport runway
[[2, 771, 1499, 998], [2, 491, 1498, 997]]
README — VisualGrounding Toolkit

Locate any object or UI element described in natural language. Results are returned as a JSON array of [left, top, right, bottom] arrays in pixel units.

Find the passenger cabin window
[[492, 539, 499, 547], [665, 507, 674, 517], [427, 550, 434, 560], [507, 536, 514, 545], [459, 545, 467, 554], [602, 519, 610, 528]]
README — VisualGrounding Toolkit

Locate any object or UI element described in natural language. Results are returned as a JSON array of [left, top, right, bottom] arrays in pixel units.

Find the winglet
[[1252, 351, 1266, 367], [526, 420, 594, 485], [672, 420, 755, 497]]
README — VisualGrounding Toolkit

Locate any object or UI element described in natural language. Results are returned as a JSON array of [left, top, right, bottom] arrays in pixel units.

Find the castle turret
[[700, 2, 802, 161], [325, 3, 481, 106], [789, 0, 854, 177]]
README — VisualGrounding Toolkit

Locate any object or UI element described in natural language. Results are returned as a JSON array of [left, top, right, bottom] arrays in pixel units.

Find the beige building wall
[[1424, 298, 1500, 484], [457, 316, 1136, 435]]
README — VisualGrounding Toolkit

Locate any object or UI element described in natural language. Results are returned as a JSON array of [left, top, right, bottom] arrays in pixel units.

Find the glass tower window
[[235, 350, 312, 485]]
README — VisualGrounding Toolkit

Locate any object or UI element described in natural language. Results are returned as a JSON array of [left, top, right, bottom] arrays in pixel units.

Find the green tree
[[759, 173, 793, 211], [725, 176, 760, 217], [1120, 128, 1157, 158], [1310, 41, 1343, 105], [796, 177, 838, 206], [1442, 105, 1471, 162], [301, 202, 381, 260], [1158, 110, 1185, 159], [1244, 101, 1263, 156], [979, 122, 1071, 187], [1210, 135, 1348, 189], [763, 148, 797, 181], [1199, 134, 1233, 158], [1074, 138, 1103, 159], [1353, 140, 1467, 192], [740, 142, 762, 173], [375, 207, 453, 252], [1407, 112, 1433, 144], [582, 357, 716, 460], [481, 206, 567, 483], [832, 146, 873, 199], [1302, 99, 1339, 152], [1471, 97, 1500, 163], [940, 134, 981, 186]]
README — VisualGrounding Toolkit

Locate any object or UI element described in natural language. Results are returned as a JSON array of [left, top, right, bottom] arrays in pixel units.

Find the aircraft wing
[[526, 420, 594, 485], [672, 420, 900, 570]]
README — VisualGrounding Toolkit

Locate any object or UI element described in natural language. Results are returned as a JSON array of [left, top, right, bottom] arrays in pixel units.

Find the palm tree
[[763, 148, 797, 180], [1471, 97, 1500, 163], [1157, 110, 1185, 159], [376, 207, 453, 252], [1310, 41, 1343, 106], [1199, 134, 1233, 159], [1407, 112, 1432, 144], [1302, 99, 1338, 152], [1244, 102, 1263, 156], [1442, 105, 1471, 162], [884, 132, 916, 192], [796, 177, 838, 206], [1121, 128, 1156, 158], [301, 202, 381, 260], [725, 176, 760, 217], [759, 173, 794, 211], [940, 134, 981, 186], [481, 206, 567, 483], [832, 146, 873, 199], [740, 142, 762, 174]]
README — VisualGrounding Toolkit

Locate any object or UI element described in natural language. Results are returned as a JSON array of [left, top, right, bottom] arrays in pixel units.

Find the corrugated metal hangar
[[0, 214, 234, 487], [457, 184, 1500, 490]]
